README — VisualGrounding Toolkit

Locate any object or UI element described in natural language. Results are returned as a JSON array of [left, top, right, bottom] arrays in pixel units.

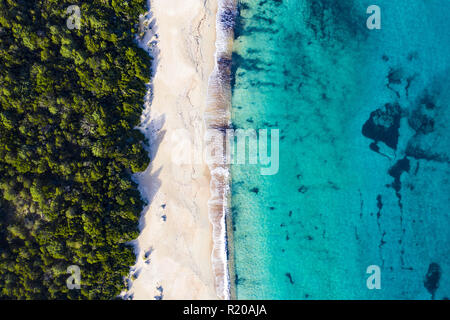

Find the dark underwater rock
[[388, 157, 410, 193], [424, 263, 442, 300], [285, 272, 294, 284], [362, 103, 402, 150]]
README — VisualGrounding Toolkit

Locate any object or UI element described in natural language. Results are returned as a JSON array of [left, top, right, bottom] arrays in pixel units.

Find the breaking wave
[[205, 0, 237, 301]]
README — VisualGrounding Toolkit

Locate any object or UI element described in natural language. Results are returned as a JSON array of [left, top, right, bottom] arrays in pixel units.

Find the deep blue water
[[230, 0, 450, 299]]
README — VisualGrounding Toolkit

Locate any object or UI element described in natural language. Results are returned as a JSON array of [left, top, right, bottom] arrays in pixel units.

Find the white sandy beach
[[126, 0, 220, 300]]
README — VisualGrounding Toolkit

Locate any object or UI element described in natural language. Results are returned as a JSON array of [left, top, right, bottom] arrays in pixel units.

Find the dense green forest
[[0, 0, 151, 299]]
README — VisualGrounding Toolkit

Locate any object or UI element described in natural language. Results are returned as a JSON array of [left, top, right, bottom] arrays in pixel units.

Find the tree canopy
[[0, 0, 151, 299]]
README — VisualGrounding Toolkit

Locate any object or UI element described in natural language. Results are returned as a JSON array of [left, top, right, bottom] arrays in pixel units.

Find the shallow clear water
[[230, 0, 450, 299]]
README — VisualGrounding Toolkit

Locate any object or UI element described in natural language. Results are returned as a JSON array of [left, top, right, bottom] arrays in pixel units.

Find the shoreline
[[126, 0, 220, 300], [204, 0, 238, 300]]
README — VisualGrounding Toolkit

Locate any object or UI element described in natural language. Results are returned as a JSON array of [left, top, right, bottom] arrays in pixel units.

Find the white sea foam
[[205, 0, 237, 301]]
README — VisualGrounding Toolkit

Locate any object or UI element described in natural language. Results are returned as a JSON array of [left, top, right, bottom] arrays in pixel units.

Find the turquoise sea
[[230, 0, 450, 299]]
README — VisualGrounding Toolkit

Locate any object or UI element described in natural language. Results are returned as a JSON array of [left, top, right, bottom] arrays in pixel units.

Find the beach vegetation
[[0, 0, 150, 299]]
